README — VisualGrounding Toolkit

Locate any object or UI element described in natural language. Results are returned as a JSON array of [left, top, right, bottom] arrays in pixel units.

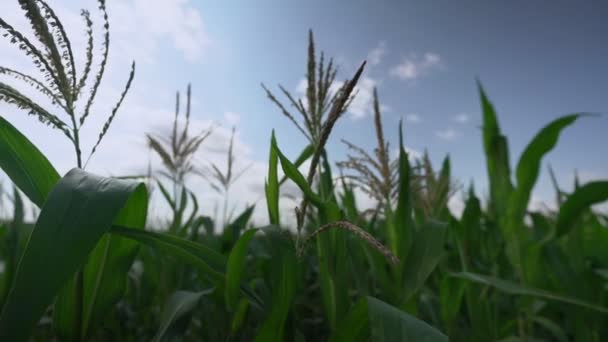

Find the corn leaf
[[153, 289, 213, 342], [0, 168, 147, 341], [452, 272, 608, 313], [0, 116, 59, 207], [555, 181, 608, 238], [225, 229, 257, 310]]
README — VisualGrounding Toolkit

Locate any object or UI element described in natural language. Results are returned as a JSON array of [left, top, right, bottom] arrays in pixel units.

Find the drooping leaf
[[452, 271, 608, 313], [555, 181, 608, 238]]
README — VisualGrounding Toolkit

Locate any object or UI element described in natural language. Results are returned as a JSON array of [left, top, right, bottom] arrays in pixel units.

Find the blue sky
[[1, 0, 607, 223]]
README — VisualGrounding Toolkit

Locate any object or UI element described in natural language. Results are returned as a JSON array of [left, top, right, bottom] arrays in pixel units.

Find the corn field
[[0, 1, 607, 341]]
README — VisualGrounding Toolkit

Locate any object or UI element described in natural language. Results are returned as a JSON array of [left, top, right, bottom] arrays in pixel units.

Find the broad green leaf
[[0, 186, 23, 305], [225, 229, 257, 310], [555, 181, 608, 238], [0, 168, 146, 341], [54, 181, 148, 340], [330, 296, 447, 342], [109, 226, 225, 283], [440, 276, 466, 324], [266, 130, 280, 225], [110, 225, 264, 310], [393, 119, 414, 260], [254, 231, 298, 342], [452, 271, 608, 313], [329, 297, 370, 342], [509, 114, 581, 223], [478, 82, 514, 218], [0, 116, 59, 207], [402, 220, 447, 301], [367, 296, 448, 342], [153, 289, 213, 342]]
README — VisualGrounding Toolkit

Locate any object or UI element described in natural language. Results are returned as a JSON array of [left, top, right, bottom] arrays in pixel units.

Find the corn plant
[[147, 83, 212, 235], [0, 2, 607, 341], [0, 2, 248, 341]]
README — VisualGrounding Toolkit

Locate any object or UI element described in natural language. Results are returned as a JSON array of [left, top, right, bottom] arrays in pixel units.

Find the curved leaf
[[509, 114, 582, 224], [0, 116, 59, 207], [332, 296, 447, 342], [0, 168, 147, 341], [555, 181, 608, 238], [452, 271, 608, 313], [153, 289, 213, 342]]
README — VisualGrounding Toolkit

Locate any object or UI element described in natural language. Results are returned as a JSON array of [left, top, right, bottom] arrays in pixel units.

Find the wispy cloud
[[404, 113, 421, 123], [390, 52, 442, 81], [367, 41, 387, 66], [452, 113, 470, 123], [435, 128, 460, 141]]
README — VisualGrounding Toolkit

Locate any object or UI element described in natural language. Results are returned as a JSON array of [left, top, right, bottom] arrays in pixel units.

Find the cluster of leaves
[[0, 2, 607, 341]]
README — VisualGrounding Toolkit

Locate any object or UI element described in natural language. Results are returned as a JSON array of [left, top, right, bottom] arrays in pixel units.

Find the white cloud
[[110, 0, 210, 63], [452, 113, 470, 123], [404, 113, 421, 123], [348, 77, 377, 119], [367, 41, 387, 66], [435, 128, 460, 141], [390, 52, 443, 81], [223, 111, 241, 126]]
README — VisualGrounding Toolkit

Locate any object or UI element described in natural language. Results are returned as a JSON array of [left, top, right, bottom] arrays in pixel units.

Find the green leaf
[[402, 220, 447, 301], [367, 296, 448, 342], [54, 177, 148, 339], [225, 229, 257, 310], [109, 225, 264, 310], [109, 226, 225, 284], [266, 130, 280, 225], [393, 119, 414, 260], [330, 296, 447, 342], [278, 144, 315, 186], [509, 114, 582, 223], [555, 181, 608, 238], [440, 276, 466, 324], [254, 231, 298, 342], [0, 116, 59, 207], [330, 297, 370, 342], [0, 168, 147, 341], [153, 289, 213, 342], [272, 137, 323, 206], [452, 271, 608, 313], [224, 205, 255, 245], [478, 82, 514, 218]]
